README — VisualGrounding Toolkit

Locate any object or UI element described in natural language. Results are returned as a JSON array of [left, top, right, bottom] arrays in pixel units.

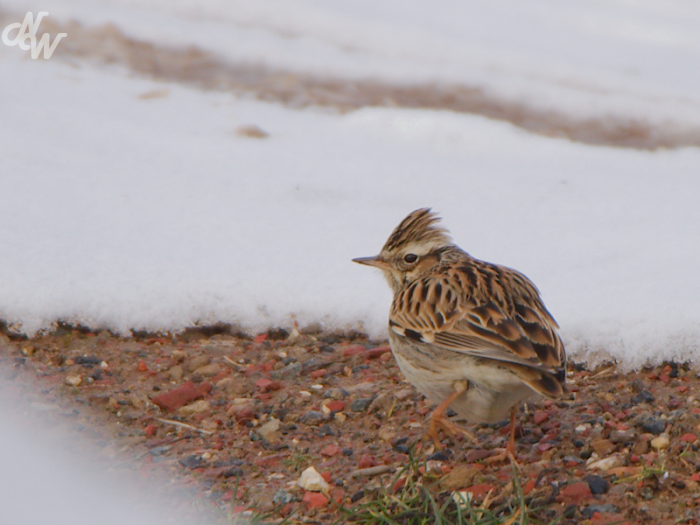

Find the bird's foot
[[427, 413, 474, 450]]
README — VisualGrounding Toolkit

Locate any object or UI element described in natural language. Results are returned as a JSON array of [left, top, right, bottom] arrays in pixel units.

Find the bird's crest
[[382, 208, 452, 252]]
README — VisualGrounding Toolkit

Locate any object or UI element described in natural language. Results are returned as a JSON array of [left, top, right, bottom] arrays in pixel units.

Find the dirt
[[2, 326, 700, 524]]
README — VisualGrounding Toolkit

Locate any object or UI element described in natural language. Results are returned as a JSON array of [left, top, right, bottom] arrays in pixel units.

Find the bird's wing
[[389, 268, 566, 397]]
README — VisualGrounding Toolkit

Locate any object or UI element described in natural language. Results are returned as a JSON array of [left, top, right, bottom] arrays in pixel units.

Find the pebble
[[179, 399, 211, 415], [394, 388, 414, 400], [651, 434, 670, 450], [179, 455, 207, 469], [586, 454, 622, 471], [169, 365, 184, 381], [559, 481, 592, 503], [188, 356, 210, 372], [299, 411, 326, 424], [302, 492, 329, 509], [439, 465, 480, 491], [632, 439, 650, 455], [581, 504, 620, 519], [591, 439, 616, 456], [641, 417, 666, 435], [65, 374, 82, 387], [633, 390, 655, 404], [272, 490, 295, 505], [257, 418, 281, 443], [152, 381, 212, 412], [584, 474, 609, 495], [298, 466, 330, 492], [609, 430, 636, 443], [351, 398, 374, 412], [193, 363, 221, 377]]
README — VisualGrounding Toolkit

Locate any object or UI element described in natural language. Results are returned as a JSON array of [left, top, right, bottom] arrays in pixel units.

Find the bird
[[353, 208, 566, 462]]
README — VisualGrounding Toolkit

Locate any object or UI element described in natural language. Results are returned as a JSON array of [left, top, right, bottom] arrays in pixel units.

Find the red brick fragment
[[342, 345, 365, 357], [255, 378, 282, 392], [321, 444, 340, 457], [358, 454, 375, 468], [658, 373, 671, 384], [463, 484, 493, 497], [145, 424, 157, 437], [302, 491, 329, 509], [310, 369, 327, 379], [365, 346, 391, 359], [559, 481, 592, 503], [691, 472, 700, 482], [393, 477, 407, 493], [523, 478, 536, 495], [681, 433, 698, 443], [325, 400, 345, 412], [534, 411, 549, 425], [466, 449, 491, 462], [253, 333, 268, 343], [151, 381, 212, 412], [138, 360, 148, 372]]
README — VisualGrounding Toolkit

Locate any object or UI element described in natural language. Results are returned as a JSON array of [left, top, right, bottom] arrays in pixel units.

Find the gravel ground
[[2, 326, 700, 524]]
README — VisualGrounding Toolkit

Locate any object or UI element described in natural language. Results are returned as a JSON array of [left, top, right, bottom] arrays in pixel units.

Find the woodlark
[[353, 208, 566, 460]]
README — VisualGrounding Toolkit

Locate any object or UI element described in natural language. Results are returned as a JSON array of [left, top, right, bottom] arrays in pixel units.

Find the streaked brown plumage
[[353, 208, 566, 456]]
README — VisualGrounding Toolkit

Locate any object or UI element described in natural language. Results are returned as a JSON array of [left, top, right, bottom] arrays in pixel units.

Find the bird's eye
[[403, 253, 418, 263]]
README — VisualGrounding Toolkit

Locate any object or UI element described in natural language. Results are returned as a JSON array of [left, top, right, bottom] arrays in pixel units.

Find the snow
[[6, 0, 700, 130], [0, 380, 207, 525], [2, 2, 700, 368]]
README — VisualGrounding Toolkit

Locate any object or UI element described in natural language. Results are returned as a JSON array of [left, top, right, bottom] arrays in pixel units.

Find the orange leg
[[483, 406, 519, 467], [426, 380, 474, 450]]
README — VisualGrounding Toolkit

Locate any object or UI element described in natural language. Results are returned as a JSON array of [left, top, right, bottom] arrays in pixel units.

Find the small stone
[[632, 439, 649, 455], [651, 434, 670, 450], [533, 411, 549, 425], [298, 466, 330, 492], [145, 424, 157, 437], [581, 504, 620, 519], [680, 433, 698, 443], [559, 481, 592, 503], [188, 356, 210, 372], [632, 390, 655, 405], [179, 455, 206, 469], [609, 430, 635, 443], [179, 399, 211, 416], [466, 449, 491, 462], [394, 388, 414, 400], [640, 417, 665, 435], [169, 365, 184, 381], [439, 465, 480, 490], [358, 454, 375, 468], [193, 363, 221, 377], [591, 439, 616, 456], [586, 454, 623, 471], [300, 411, 326, 424], [152, 381, 212, 412], [631, 379, 645, 393], [257, 418, 281, 443], [320, 444, 340, 457], [272, 490, 295, 505], [584, 475, 609, 495], [65, 374, 82, 387], [351, 398, 374, 412], [302, 491, 329, 509], [428, 451, 449, 461]]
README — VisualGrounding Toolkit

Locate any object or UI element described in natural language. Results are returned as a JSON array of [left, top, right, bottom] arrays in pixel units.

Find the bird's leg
[[426, 380, 474, 450], [483, 406, 520, 467]]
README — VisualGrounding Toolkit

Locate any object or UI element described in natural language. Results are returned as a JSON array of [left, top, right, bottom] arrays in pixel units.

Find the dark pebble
[[342, 448, 353, 456], [562, 505, 577, 519], [393, 444, 409, 454], [632, 390, 655, 405], [179, 455, 206, 469], [149, 445, 172, 456], [394, 436, 409, 446], [640, 417, 665, 435], [445, 408, 457, 417], [299, 410, 326, 423], [267, 328, 289, 340], [580, 449, 593, 460], [223, 467, 244, 478], [581, 504, 620, 519], [318, 424, 335, 436], [352, 365, 370, 373], [351, 398, 374, 412], [213, 459, 244, 468], [640, 485, 655, 500], [320, 345, 335, 353], [351, 490, 365, 503], [573, 439, 585, 448], [631, 378, 645, 393], [76, 355, 101, 366], [272, 489, 295, 505], [584, 475, 609, 495], [427, 451, 449, 461]]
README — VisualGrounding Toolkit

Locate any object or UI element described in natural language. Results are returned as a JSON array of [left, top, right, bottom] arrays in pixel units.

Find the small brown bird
[[353, 208, 566, 461]]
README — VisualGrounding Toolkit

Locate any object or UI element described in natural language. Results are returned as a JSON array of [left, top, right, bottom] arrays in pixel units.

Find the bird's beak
[[352, 255, 390, 270]]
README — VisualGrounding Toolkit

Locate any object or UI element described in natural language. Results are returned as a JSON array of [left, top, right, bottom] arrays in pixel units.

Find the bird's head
[[353, 208, 454, 293]]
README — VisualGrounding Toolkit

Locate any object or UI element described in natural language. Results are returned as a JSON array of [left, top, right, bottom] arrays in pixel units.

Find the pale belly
[[389, 333, 538, 423]]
